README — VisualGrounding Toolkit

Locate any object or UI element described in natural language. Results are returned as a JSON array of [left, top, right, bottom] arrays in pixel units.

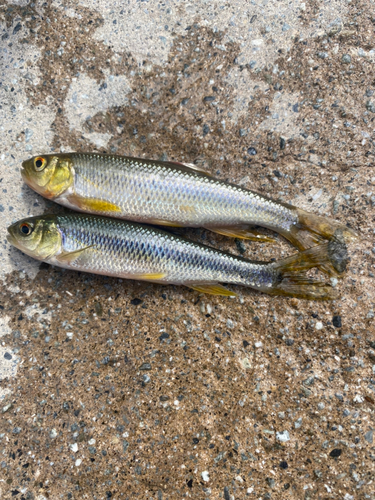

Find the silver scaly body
[[50, 214, 276, 290], [57, 153, 298, 231]]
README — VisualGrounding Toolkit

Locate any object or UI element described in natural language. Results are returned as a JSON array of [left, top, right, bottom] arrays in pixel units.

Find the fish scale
[[68, 153, 296, 229], [56, 213, 263, 286]]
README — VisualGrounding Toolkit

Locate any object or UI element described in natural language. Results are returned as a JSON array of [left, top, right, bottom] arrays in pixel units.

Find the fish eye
[[20, 223, 33, 236], [34, 157, 47, 171]]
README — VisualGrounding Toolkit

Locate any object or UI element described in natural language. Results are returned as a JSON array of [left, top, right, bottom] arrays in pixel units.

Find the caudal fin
[[279, 208, 358, 276], [265, 243, 338, 300]]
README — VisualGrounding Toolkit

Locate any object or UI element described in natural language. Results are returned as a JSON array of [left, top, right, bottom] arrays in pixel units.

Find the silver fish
[[21, 153, 358, 258], [7, 214, 337, 300]]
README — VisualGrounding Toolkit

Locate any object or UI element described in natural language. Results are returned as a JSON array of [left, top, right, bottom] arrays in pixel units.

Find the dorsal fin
[[166, 160, 212, 176]]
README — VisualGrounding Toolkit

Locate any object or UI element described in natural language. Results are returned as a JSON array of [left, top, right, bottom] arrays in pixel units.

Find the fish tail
[[280, 208, 358, 276], [266, 243, 338, 300]]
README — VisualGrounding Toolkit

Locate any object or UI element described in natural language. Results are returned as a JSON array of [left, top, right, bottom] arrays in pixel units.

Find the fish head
[[7, 215, 62, 260], [21, 154, 74, 199]]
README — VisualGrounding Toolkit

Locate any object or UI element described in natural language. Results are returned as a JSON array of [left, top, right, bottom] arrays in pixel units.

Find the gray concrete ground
[[0, 0, 374, 499]]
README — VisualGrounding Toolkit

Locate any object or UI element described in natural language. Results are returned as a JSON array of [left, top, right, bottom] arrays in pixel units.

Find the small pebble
[[130, 298, 142, 306], [332, 315, 342, 328], [241, 358, 252, 369], [235, 239, 246, 254], [329, 448, 342, 458], [342, 54, 351, 64], [294, 417, 303, 429], [201, 471, 209, 482], [266, 477, 275, 488], [276, 430, 290, 442], [364, 430, 373, 444], [50, 428, 58, 439], [366, 101, 375, 113]]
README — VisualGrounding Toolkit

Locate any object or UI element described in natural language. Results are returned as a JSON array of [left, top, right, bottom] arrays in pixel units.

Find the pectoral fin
[[189, 283, 237, 297], [67, 194, 122, 214], [132, 272, 167, 281], [148, 218, 183, 227], [206, 226, 275, 243], [56, 245, 95, 265]]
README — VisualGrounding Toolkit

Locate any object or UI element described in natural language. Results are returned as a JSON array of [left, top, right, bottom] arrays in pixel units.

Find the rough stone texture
[[0, 0, 374, 499]]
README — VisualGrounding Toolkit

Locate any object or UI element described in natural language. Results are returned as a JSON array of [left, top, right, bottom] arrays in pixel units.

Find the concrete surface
[[0, 0, 374, 499]]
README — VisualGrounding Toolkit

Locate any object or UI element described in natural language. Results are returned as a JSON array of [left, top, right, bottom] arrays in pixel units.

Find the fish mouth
[[6, 230, 16, 247], [20, 166, 28, 182]]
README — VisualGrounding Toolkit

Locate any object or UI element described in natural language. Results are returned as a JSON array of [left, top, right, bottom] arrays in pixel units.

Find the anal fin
[[67, 194, 122, 214], [132, 272, 167, 281], [56, 245, 94, 265], [189, 283, 237, 297], [206, 226, 275, 243]]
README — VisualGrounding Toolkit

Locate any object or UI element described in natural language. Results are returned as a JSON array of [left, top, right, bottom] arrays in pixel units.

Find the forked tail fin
[[279, 208, 358, 276], [266, 243, 338, 300]]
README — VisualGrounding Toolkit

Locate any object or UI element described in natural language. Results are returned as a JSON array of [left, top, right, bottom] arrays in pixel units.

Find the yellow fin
[[68, 194, 121, 214], [132, 272, 167, 281], [149, 218, 183, 227], [206, 226, 276, 243], [56, 245, 94, 264], [189, 283, 237, 297]]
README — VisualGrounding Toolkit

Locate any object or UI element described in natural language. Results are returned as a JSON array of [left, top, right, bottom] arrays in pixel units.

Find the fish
[[21, 153, 358, 263], [7, 213, 338, 300]]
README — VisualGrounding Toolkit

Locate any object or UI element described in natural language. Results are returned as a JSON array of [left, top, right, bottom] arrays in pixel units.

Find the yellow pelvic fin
[[189, 283, 237, 297], [68, 194, 122, 214], [149, 218, 183, 227], [206, 226, 276, 243], [56, 245, 94, 264], [132, 272, 167, 281]]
